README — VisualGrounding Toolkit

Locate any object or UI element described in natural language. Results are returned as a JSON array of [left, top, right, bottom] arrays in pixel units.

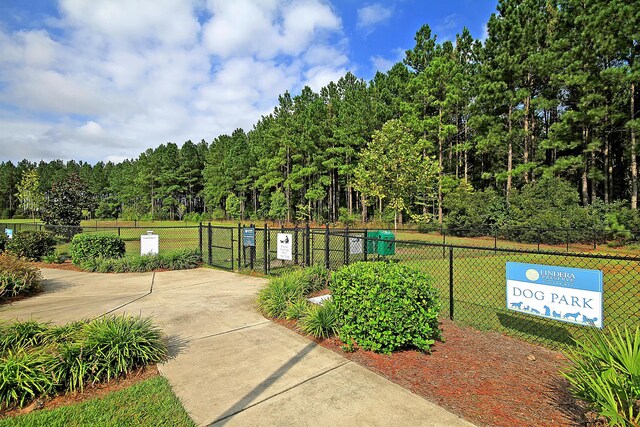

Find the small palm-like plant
[[299, 301, 339, 339], [563, 326, 640, 427]]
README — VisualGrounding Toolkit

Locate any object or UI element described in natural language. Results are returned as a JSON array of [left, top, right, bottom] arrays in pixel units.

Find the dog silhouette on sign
[[563, 311, 580, 321], [552, 310, 561, 318], [582, 315, 598, 324], [510, 301, 523, 309], [543, 306, 551, 316], [280, 236, 289, 244]]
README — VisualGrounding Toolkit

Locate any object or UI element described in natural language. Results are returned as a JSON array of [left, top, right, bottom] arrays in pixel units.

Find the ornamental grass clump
[[0, 252, 42, 301], [0, 315, 168, 409], [299, 300, 339, 339], [563, 326, 640, 427], [331, 261, 441, 354]]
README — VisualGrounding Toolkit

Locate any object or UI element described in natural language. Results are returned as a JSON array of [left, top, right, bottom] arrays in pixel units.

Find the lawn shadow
[[497, 312, 576, 346]]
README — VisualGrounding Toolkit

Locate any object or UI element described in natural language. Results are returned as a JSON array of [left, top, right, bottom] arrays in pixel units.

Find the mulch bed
[[275, 318, 590, 427]]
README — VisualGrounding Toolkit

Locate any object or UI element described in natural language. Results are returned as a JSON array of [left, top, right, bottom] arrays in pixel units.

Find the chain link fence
[[3, 221, 638, 348]]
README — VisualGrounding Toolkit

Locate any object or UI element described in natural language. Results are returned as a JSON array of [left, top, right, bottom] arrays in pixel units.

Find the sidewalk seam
[[191, 321, 270, 341], [208, 361, 351, 426], [99, 272, 155, 317]]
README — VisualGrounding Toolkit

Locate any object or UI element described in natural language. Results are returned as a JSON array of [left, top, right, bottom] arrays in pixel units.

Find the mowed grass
[[0, 376, 194, 427]]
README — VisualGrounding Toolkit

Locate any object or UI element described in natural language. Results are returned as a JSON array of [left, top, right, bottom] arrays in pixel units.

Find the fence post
[[593, 229, 597, 250], [537, 229, 541, 252], [442, 227, 446, 259], [566, 229, 570, 252], [207, 222, 212, 266], [449, 247, 454, 321], [237, 223, 242, 270], [363, 228, 368, 262], [494, 226, 498, 254], [324, 223, 330, 269], [231, 227, 235, 271], [305, 222, 310, 266], [198, 222, 203, 256], [344, 226, 349, 266], [263, 223, 268, 275], [117, 227, 121, 237], [294, 225, 299, 265]]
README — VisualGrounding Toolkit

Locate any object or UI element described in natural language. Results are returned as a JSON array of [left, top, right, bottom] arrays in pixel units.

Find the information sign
[[243, 228, 255, 247], [506, 262, 603, 328], [140, 231, 159, 256], [276, 233, 292, 261]]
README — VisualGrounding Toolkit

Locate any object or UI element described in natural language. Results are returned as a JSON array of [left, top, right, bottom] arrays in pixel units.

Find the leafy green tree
[[355, 119, 438, 229], [268, 189, 287, 224], [16, 169, 44, 222], [225, 193, 242, 220], [41, 173, 88, 239]]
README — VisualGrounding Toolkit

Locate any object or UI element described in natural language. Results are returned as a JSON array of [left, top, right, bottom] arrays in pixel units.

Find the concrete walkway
[[0, 268, 474, 426]]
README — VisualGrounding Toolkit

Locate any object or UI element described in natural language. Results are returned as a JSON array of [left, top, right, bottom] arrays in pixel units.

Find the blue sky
[[0, 0, 496, 164]]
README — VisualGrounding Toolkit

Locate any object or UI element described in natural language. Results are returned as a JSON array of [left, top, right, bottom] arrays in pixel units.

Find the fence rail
[[2, 221, 638, 348]]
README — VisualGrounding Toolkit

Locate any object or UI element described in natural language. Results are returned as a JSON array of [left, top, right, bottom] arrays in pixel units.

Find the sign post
[[242, 227, 256, 268], [506, 262, 603, 328]]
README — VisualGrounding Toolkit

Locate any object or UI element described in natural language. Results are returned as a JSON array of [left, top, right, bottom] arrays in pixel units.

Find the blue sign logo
[[506, 262, 603, 328]]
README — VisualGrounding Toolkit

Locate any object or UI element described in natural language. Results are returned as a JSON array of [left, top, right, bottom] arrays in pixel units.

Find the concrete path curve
[[0, 268, 474, 426]]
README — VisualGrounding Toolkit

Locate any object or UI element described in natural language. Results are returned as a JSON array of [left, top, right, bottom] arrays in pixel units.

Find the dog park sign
[[506, 262, 603, 328]]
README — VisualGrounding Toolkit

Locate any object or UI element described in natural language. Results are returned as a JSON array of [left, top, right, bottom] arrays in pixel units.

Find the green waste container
[[366, 231, 379, 254], [377, 230, 396, 255]]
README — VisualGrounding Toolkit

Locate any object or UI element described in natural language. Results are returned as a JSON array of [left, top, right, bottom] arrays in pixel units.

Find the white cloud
[[0, 0, 351, 164], [356, 4, 393, 33], [370, 48, 405, 74]]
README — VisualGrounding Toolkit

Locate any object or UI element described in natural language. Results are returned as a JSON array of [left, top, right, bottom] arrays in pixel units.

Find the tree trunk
[[524, 94, 530, 184], [506, 105, 513, 204], [438, 108, 444, 225], [631, 82, 638, 209]]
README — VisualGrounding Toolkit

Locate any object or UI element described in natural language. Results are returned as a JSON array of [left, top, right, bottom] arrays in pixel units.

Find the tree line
[[1, 0, 639, 233]]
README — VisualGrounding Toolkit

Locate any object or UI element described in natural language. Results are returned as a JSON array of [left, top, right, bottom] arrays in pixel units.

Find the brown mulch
[[275, 317, 589, 427], [31, 259, 83, 272], [1, 365, 159, 418]]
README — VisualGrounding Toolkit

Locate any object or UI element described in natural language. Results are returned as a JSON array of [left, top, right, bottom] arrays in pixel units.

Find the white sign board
[[4, 228, 13, 239], [349, 237, 363, 254], [276, 233, 292, 261], [506, 262, 603, 328], [140, 233, 159, 256]]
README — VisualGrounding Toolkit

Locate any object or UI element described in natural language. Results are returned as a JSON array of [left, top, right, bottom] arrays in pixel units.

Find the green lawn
[[0, 376, 194, 427]]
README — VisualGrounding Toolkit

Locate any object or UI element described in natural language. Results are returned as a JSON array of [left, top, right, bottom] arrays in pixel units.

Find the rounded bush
[[331, 261, 441, 354], [69, 233, 125, 264], [5, 230, 56, 261]]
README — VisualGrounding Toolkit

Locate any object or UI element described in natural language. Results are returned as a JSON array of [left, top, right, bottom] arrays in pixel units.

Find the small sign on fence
[[243, 227, 255, 247], [506, 262, 603, 328], [4, 228, 12, 239], [140, 231, 159, 256], [349, 237, 363, 254], [277, 233, 292, 260]]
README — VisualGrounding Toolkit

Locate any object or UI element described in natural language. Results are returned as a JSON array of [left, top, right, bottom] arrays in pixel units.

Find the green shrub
[[299, 301, 339, 338], [0, 349, 57, 408], [331, 261, 441, 354], [0, 316, 168, 407], [80, 315, 167, 384], [284, 299, 310, 320], [298, 264, 330, 295], [0, 253, 43, 300], [0, 320, 50, 353], [76, 250, 200, 273], [5, 230, 56, 261], [257, 273, 304, 318], [69, 233, 125, 264], [563, 326, 640, 427]]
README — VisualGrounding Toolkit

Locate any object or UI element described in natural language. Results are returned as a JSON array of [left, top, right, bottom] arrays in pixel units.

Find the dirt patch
[[0, 365, 159, 418], [275, 318, 587, 427]]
